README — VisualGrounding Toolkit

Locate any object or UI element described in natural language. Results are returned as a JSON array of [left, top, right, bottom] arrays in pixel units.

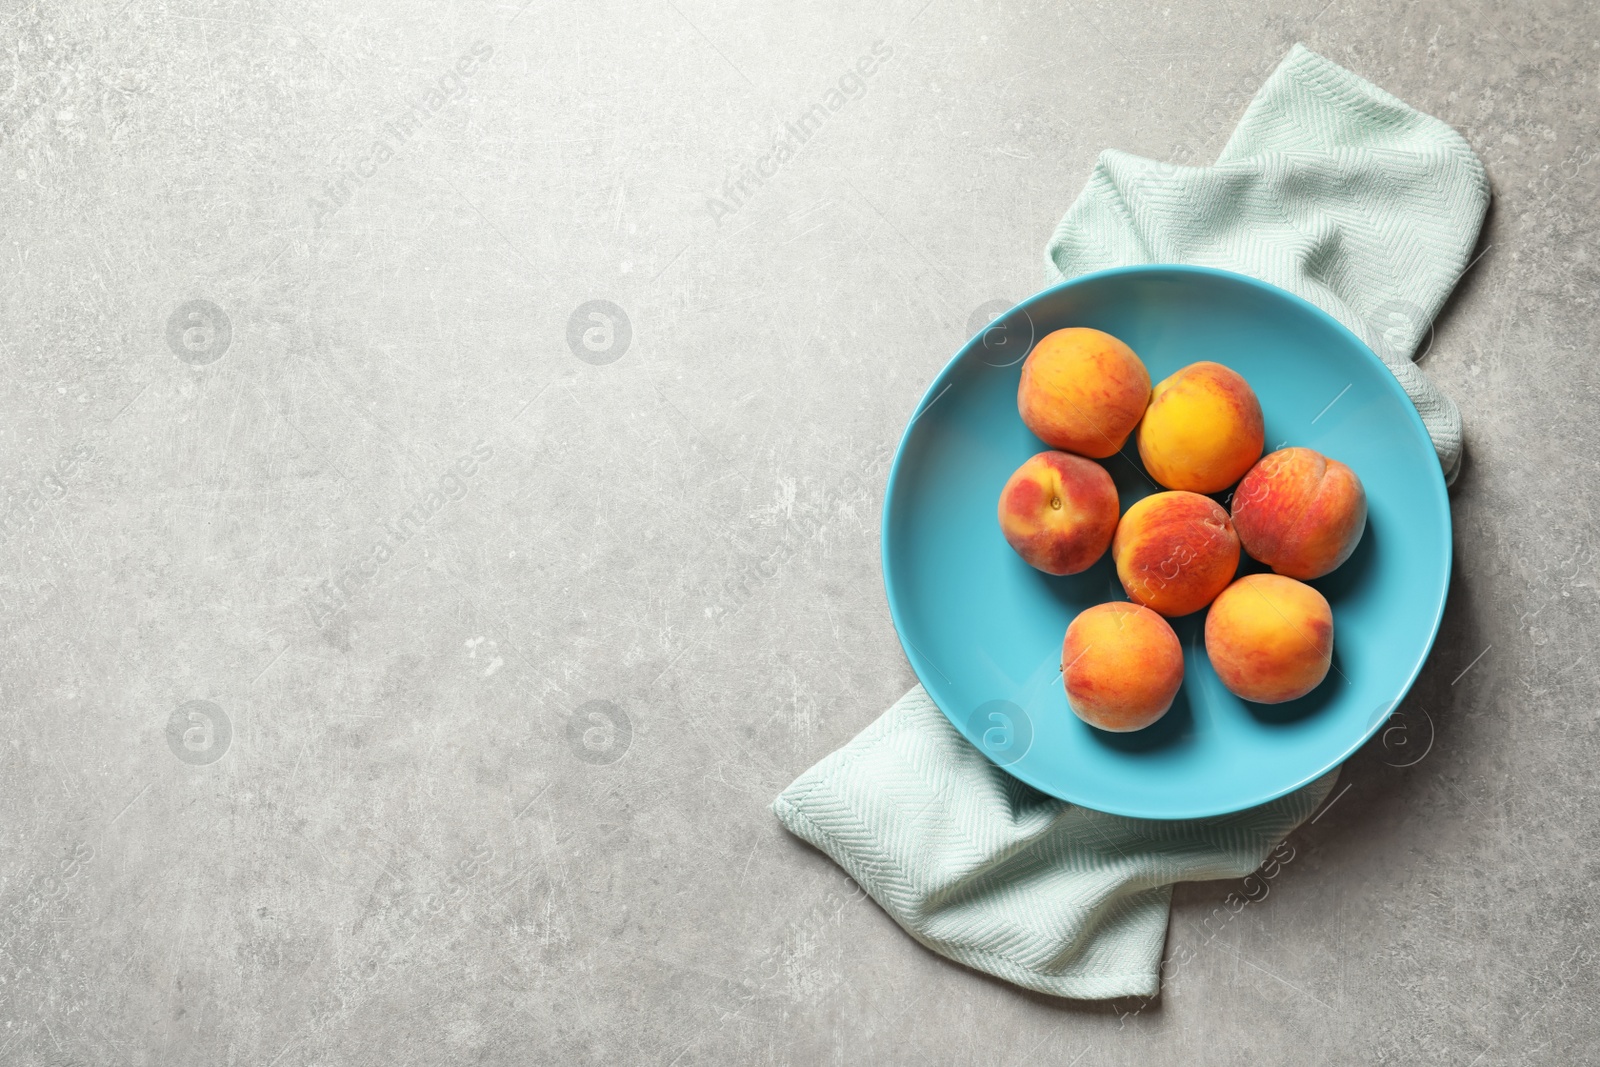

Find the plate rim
[[878, 263, 1452, 819]]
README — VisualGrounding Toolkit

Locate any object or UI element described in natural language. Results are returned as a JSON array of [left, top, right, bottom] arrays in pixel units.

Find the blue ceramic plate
[[881, 266, 1450, 819]]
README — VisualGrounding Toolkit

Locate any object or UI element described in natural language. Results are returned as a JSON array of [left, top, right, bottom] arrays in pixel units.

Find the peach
[[1137, 361, 1264, 493], [1231, 447, 1367, 579], [1062, 602, 1184, 732], [1204, 574, 1334, 704], [1112, 491, 1240, 617], [998, 451, 1120, 575], [1018, 328, 1151, 459]]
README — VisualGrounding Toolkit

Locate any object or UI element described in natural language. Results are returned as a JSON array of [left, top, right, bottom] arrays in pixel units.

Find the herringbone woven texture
[[1046, 43, 1488, 483], [773, 44, 1486, 1000]]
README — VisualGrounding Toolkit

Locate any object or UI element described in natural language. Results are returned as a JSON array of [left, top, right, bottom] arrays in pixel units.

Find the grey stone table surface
[[1, 0, 1594, 1063]]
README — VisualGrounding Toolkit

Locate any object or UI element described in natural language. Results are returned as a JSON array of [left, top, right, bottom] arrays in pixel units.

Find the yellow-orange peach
[[1112, 491, 1240, 617], [1204, 574, 1333, 704], [1137, 361, 1264, 493], [1231, 447, 1367, 579], [1018, 328, 1151, 459], [998, 451, 1120, 575], [1062, 602, 1185, 732]]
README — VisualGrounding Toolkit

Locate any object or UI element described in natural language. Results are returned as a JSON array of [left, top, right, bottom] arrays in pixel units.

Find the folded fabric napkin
[[772, 43, 1489, 1000]]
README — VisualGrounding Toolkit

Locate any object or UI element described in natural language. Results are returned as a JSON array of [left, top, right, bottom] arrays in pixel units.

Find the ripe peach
[[1231, 447, 1367, 579], [1204, 574, 1334, 704], [1018, 328, 1151, 459], [1137, 361, 1264, 493], [998, 451, 1120, 575], [1062, 602, 1185, 732], [1112, 491, 1240, 617]]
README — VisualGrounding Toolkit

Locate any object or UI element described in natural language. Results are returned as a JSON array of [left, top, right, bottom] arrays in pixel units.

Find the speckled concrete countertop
[[1, 1, 1593, 1063]]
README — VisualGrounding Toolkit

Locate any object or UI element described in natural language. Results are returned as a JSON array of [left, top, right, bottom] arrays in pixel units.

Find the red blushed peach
[[1231, 447, 1367, 579], [1204, 574, 1333, 704], [1137, 361, 1264, 493], [1063, 602, 1184, 732], [1112, 491, 1240, 617], [1018, 328, 1152, 459], [998, 451, 1120, 575]]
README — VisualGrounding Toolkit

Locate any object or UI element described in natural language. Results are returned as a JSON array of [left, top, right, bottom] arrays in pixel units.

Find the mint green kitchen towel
[[1046, 43, 1486, 484], [771, 44, 1488, 1000]]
